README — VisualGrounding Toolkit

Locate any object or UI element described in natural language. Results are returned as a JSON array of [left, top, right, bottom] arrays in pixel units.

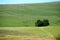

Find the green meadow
[[0, 2, 60, 40], [0, 2, 60, 27]]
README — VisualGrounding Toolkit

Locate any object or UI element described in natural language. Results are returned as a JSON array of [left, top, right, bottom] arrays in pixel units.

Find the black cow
[[35, 19, 49, 27]]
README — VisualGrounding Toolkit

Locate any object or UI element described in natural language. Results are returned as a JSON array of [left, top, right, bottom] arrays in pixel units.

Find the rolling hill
[[0, 2, 60, 27]]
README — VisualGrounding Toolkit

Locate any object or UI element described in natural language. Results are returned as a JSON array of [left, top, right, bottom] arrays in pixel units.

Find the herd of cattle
[[35, 19, 49, 27]]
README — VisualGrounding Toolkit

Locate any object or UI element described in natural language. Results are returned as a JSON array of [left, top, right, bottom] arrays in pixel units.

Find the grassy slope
[[0, 26, 60, 40], [0, 2, 60, 27]]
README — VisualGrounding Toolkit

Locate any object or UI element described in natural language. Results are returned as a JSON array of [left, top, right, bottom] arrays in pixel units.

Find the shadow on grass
[[56, 34, 60, 40]]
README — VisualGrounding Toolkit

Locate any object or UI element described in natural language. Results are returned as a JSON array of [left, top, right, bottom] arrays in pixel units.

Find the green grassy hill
[[0, 2, 60, 27]]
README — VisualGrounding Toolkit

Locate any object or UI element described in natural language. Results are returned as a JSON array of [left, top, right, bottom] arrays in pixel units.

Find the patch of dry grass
[[0, 27, 56, 40]]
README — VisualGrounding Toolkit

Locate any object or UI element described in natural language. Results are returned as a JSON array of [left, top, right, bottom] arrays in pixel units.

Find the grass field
[[0, 2, 60, 27], [0, 2, 60, 40], [0, 26, 60, 40]]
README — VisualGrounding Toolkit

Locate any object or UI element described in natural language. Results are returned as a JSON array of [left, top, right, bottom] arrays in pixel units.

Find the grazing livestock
[[35, 19, 49, 27]]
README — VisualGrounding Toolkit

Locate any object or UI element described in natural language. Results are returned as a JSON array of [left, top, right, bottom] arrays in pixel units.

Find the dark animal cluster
[[35, 19, 49, 27]]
